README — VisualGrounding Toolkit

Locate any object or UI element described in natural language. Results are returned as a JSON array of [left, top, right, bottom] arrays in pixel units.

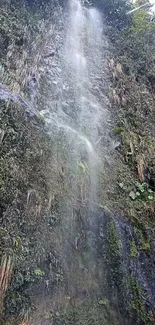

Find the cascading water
[[32, 0, 111, 320], [40, 0, 110, 205]]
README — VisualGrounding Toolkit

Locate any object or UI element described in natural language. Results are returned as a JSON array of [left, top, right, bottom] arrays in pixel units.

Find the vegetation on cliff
[[99, 0, 155, 226], [0, 0, 155, 324]]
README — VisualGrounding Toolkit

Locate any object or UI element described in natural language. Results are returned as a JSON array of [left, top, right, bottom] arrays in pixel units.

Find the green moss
[[107, 221, 121, 257], [130, 239, 138, 258], [112, 127, 124, 135], [139, 231, 151, 253], [129, 276, 152, 325], [106, 221, 122, 289]]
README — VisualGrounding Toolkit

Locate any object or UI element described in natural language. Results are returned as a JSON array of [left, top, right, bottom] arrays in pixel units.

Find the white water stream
[[40, 0, 110, 206]]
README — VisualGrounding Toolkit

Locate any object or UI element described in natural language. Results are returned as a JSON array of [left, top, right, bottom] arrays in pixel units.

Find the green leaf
[[44, 312, 53, 320], [98, 299, 109, 307], [119, 182, 124, 189], [13, 236, 22, 247], [112, 127, 124, 135], [129, 191, 136, 200], [78, 161, 87, 174], [148, 195, 154, 200], [34, 268, 45, 276]]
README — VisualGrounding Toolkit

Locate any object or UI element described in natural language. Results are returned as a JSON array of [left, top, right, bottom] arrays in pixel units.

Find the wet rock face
[[96, 209, 155, 325], [0, 83, 40, 118], [116, 218, 155, 323]]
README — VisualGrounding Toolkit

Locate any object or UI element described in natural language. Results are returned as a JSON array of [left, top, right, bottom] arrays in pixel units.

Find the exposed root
[[0, 254, 13, 313]]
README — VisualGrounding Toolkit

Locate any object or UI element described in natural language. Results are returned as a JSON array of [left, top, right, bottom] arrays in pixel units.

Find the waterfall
[[1, 1, 155, 323], [40, 0, 110, 206], [33, 0, 111, 318]]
